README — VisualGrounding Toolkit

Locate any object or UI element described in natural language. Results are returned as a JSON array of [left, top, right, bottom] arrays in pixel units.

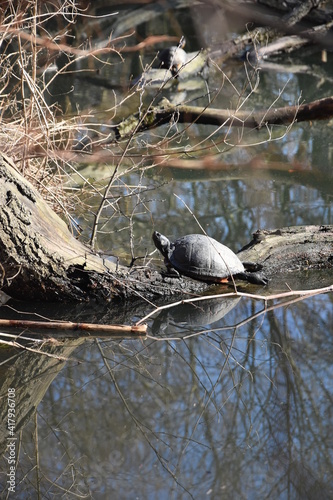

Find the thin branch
[[0, 319, 147, 334]]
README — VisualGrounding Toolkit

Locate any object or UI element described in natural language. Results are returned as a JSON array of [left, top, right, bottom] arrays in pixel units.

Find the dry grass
[[0, 1, 120, 224]]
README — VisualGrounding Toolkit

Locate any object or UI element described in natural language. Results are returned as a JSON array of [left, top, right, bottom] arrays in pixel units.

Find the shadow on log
[[0, 153, 332, 302]]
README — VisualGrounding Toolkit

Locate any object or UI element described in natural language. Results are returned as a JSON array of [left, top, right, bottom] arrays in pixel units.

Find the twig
[[0, 319, 147, 335], [89, 57, 180, 249], [0, 339, 70, 360]]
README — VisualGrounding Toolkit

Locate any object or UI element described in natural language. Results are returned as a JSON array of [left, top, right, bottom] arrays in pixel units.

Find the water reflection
[[151, 296, 241, 336], [0, 293, 332, 498]]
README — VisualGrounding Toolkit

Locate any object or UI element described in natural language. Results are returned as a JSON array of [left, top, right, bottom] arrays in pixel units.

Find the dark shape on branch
[[158, 36, 187, 77]]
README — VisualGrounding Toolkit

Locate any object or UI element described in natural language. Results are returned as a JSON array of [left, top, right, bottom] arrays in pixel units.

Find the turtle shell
[[169, 234, 245, 282]]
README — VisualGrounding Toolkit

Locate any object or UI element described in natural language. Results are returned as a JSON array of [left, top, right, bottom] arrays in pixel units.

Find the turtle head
[[152, 231, 171, 259]]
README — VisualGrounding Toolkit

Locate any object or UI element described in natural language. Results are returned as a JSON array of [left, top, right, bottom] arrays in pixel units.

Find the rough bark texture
[[0, 153, 117, 301], [0, 153, 332, 302], [238, 225, 333, 275]]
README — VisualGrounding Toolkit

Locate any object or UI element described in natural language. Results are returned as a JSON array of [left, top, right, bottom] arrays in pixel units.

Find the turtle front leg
[[164, 260, 182, 278]]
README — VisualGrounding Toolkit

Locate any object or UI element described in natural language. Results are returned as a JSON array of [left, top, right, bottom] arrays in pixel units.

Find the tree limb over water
[[116, 96, 333, 139]]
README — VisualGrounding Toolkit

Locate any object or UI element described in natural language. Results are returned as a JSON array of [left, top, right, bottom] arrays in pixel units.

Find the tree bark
[[115, 96, 333, 139], [0, 153, 332, 302], [238, 225, 333, 275], [0, 153, 116, 301]]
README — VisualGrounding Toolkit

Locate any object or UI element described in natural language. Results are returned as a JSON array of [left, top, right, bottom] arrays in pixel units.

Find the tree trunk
[[0, 153, 116, 301]]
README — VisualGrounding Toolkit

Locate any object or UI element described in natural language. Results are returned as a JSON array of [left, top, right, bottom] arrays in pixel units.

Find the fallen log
[[0, 152, 117, 301], [238, 225, 333, 275], [115, 96, 333, 139], [0, 152, 332, 301]]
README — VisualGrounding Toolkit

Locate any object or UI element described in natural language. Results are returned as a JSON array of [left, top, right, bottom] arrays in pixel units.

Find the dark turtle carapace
[[152, 231, 267, 285]]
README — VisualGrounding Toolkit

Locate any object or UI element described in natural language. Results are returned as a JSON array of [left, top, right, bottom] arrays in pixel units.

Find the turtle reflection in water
[[152, 231, 268, 285], [158, 37, 187, 76]]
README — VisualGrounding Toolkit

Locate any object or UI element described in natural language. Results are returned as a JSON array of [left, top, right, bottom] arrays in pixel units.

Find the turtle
[[152, 231, 267, 285], [158, 37, 187, 76]]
